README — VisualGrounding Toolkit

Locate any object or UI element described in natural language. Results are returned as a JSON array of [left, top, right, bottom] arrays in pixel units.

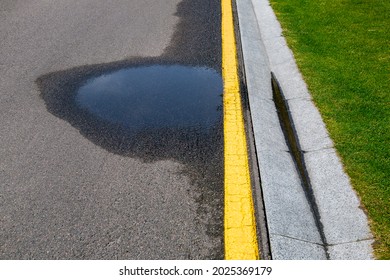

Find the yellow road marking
[[222, 0, 259, 260]]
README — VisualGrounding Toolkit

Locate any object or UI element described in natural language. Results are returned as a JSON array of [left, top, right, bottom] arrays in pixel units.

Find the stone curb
[[235, 0, 374, 259]]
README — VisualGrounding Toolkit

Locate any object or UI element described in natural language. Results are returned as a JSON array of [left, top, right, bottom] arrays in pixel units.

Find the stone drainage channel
[[235, 0, 374, 259]]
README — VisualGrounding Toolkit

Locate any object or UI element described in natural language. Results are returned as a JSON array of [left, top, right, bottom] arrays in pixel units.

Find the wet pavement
[[1, 0, 223, 259]]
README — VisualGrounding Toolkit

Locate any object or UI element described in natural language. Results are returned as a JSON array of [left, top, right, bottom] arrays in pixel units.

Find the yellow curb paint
[[221, 0, 259, 260]]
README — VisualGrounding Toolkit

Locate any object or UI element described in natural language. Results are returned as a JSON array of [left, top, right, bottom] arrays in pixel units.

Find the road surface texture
[[0, 0, 223, 259]]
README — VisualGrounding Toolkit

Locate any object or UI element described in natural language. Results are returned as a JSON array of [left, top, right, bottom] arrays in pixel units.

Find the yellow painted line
[[222, 0, 259, 260]]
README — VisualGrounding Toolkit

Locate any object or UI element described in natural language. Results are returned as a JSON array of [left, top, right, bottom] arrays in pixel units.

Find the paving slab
[[305, 149, 373, 244], [258, 150, 322, 244], [269, 235, 326, 260], [287, 99, 334, 151], [249, 99, 288, 152], [328, 240, 375, 260]]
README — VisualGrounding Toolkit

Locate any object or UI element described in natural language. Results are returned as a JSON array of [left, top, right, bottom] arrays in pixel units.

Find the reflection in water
[[76, 65, 223, 131]]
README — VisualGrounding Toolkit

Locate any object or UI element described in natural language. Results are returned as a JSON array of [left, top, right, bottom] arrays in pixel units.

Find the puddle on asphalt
[[75, 65, 222, 131], [37, 64, 223, 161]]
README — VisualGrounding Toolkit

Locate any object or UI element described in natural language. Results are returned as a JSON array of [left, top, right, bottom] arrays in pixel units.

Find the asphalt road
[[0, 0, 223, 259]]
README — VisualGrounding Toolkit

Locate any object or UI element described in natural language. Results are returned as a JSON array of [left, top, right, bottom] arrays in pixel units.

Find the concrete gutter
[[235, 0, 374, 259]]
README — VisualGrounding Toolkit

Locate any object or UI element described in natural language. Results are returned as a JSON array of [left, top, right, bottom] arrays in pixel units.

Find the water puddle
[[76, 65, 222, 132], [37, 64, 223, 161]]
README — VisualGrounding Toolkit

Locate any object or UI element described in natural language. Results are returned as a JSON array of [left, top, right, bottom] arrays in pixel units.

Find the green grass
[[269, 0, 390, 259]]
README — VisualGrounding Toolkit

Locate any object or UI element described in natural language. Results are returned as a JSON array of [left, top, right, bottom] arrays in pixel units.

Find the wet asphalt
[[0, 0, 223, 259]]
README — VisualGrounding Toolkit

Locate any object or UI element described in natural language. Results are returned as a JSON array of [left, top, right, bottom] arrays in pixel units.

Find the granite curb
[[235, 0, 374, 259]]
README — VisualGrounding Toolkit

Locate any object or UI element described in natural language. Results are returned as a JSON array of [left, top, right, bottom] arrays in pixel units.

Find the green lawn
[[269, 0, 389, 259]]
